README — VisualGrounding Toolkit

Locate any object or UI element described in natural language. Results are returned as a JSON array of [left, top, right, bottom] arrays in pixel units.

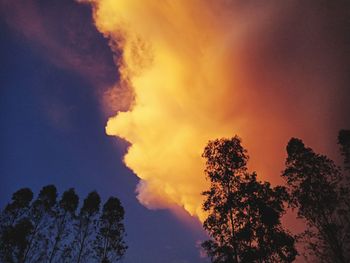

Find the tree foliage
[[0, 187, 34, 262], [75, 191, 101, 263], [0, 218, 33, 262], [202, 136, 296, 263], [282, 133, 350, 263], [23, 184, 58, 262], [0, 185, 127, 263], [48, 188, 79, 263], [338, 129, 350, 170], [95, 197, 127, 263], [0, 188, 33, 227]]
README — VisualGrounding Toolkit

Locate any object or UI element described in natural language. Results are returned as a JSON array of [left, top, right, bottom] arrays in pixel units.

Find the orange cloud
[[83, 0, 350, 220]]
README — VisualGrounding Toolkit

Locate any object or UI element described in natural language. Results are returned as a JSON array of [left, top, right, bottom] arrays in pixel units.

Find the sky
[[1, 1, 350, 263]]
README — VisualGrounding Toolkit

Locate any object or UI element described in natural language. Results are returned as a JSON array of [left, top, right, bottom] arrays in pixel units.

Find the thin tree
[[0, 188, 34, 262], [22, 185, 57, 263], [282, 137, 350, 263], [338, 129, 350, 170], [202, 136, 296, 263], [48, 188, 79, 263], [75, 191, 101, 263], [95, 197, 127, 263], [337, 130, 350, 250]]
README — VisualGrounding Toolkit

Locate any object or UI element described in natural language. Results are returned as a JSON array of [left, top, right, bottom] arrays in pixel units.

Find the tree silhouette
[[0, 218, 33, 263], [22, 184, 58, 262], [338, 129, 350, 170], [0, 188, 34, 262], [282, 137, 350, 263], [48, 188, 79, 263], [337, 129, 350, 254], [0, 186, 128, 263], [202, 136, 296, 263], [0, 188, 33, 227], [95, 197, 127, 263], [75, 191, 101, 263]]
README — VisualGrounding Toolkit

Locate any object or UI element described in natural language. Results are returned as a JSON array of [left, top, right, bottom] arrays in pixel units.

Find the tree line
[[201, 130, 350, 263], [0, 187, 127, 263], [1, 130, 349, 263]]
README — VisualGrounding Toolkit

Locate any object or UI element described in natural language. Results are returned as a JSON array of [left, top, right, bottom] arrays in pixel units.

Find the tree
[[0, 188, 34, 263], [48, 188, 79, 263], [282, 137, 350, 263], [0, 218, 33, 263], [202, 136, 296, 263], [95, 197, 127, 263], [22, 184, 58, 263], [337, 130, 350, 251], [338, 129, 350, 170], [75, 191, 101, 263], [0, 188, 33, 227]]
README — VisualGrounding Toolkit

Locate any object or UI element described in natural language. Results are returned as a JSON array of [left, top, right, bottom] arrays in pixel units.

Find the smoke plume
[[83, 0, 350, 220]]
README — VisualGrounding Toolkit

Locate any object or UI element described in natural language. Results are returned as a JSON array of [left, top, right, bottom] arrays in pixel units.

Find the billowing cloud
[[83, 0, 350, 220]]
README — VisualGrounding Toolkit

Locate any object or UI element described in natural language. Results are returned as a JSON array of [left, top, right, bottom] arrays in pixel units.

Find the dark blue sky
[[0, 1, 208, 262]]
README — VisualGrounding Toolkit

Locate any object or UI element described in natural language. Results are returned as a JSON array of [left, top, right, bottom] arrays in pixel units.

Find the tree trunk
[[77, 218, 90, 263], [48, 212, 67, 263], [227, 183, 239, 263], [21, 217, 42, 263]]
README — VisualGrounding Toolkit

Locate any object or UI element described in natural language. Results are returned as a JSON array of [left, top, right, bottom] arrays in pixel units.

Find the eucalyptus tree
[[75, 191, 101, 263], [202, 136, 296, 263], [0, 188, 33, 226], [0, 187, 34, 262], [95, 197, 127, 263], [338, 129, 350, 170], [18, 185, 58, 263], [282, 136, 350, 263], [48, 188, 79, 263], [0, 188, 34, 262]]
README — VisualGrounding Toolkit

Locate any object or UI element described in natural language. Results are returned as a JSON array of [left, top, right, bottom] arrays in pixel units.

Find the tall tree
[[0, 188, 33, 262], [282, 137, 350, 263], [202, 136, 296, 263], [337, 129, 350, 251], [0, 188, 33, 226], [22, 185, 58, 263], [75, 191, 101, 263], [48, 188, 79, 263], [338, 129, 350, 170], [95, 197, 127, 263]]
